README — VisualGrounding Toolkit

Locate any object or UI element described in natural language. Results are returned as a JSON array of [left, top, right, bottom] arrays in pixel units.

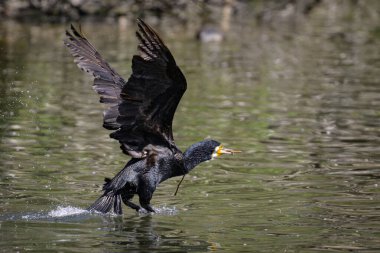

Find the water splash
[[47, 206, 87, 217], [1, 205, 178, 221], [19, 206, 89, 221], [144, 205, 178, 216]]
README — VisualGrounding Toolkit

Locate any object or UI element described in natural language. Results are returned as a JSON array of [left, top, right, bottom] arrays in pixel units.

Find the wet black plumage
[[64, 19, 239, 214]]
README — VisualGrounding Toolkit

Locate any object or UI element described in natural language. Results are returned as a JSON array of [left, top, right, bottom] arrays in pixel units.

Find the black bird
[[64, 19, 240, 214]]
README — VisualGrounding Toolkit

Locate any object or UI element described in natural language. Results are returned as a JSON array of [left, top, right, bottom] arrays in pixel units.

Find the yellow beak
[[216, 145, 242, 156]]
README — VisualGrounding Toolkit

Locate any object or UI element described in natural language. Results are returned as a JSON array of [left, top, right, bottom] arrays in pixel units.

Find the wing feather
[[64, 20, 187, 158], [64, 25, 125, 130]]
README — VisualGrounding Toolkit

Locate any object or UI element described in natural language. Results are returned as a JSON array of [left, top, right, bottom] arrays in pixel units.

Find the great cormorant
[[64, 19, 240, 214]]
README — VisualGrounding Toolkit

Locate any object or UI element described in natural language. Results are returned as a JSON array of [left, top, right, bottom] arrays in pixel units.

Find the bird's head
[[186, 139, 240, 160], [183, 139, 241, 171]]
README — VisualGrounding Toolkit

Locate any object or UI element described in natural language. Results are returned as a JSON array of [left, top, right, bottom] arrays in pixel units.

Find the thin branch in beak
[[220, 148, 242, 155]]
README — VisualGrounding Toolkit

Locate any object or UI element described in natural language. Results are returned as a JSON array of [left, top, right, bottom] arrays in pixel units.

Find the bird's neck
[[183, 142, 211, 173]]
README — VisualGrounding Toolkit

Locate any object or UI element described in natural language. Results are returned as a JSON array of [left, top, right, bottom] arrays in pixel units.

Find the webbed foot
[[141, 204, 155, 213]]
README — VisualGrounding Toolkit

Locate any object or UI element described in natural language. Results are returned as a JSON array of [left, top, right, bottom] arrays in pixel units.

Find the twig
[[174, 175, 186, 196]]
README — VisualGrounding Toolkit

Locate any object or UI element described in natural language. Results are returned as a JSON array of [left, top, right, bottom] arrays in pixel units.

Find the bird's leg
[[121, 190, 141, 212], [139, 197, 155, 213], [137, 174, 157, 213], [125, 200, 141, 212], [138, 187, 156, 213]]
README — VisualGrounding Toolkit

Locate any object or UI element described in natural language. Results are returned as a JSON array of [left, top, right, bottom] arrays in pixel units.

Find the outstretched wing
[[113, 19, 187, 157], [64, 24, 126, 130], [64, 20, 187, 158]]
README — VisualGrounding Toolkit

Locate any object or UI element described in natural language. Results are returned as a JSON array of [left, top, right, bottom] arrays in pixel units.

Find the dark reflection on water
[[0, 7, 380, 253]]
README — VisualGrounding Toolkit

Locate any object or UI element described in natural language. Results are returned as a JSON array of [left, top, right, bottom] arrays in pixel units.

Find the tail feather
[[88, 175, 131, 215], [88, 194, 123, 214], [114, 194, 122, 214]]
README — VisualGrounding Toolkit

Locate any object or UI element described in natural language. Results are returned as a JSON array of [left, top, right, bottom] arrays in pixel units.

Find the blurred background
[[0, 0, 379, 252], [1, 0, 379, 34]]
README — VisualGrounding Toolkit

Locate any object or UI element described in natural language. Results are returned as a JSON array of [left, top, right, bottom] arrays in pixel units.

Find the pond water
[[0, 12, 379, 253]]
